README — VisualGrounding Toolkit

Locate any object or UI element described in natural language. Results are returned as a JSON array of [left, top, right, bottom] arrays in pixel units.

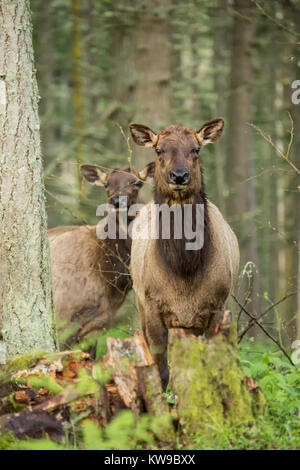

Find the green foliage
[[0, 432, 23, 451], [1, 341, 299, 450], [190, 346, 300, 450], [73, 326, 132, 359], [19, 438, 74, 451], [240, 346, 300, 445], [27, 375, 64, 395], [92, 362, 111, 385], [15, 411, 171, 450]]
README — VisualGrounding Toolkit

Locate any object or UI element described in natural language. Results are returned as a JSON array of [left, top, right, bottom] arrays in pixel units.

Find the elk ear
[[196, 118, 224, 146], [129, 123, 158, 147], [138, 161, 156, 181], [80, 164, 108, 186]]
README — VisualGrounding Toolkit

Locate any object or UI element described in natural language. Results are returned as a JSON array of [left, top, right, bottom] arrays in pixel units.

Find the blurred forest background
[[31, 0, 300, 348]]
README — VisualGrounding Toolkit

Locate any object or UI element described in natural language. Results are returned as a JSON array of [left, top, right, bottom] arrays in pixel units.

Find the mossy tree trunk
[[0, 0, 57, 358]]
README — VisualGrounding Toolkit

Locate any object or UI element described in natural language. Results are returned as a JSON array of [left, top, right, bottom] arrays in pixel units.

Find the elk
[[129, 119, 240, 390], [48, 165, 143, 345]]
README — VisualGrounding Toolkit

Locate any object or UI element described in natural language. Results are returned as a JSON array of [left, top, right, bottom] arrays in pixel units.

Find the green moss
[[8, 392, 26, 412], [169, 323, 265, 444], [0, 351, 46, 385], [5, 351, 46, 374]]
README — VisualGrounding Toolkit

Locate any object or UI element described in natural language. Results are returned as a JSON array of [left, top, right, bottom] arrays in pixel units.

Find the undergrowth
[[191, 342, 300, 450], [1, 333, 299, 450]]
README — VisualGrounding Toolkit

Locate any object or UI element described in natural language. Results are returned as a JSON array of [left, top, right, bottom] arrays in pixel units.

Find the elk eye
[[136, 181, 143, 188], [104, 183, 108, 188], [194, 147, 200, 154], [155, 148, 162, 155]]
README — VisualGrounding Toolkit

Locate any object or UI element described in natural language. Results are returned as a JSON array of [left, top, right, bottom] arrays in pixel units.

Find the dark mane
[[154, 172, 211, 278]]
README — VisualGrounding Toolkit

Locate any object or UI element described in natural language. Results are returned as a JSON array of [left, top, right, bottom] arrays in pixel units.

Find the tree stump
[[169, 322, 265, 444]]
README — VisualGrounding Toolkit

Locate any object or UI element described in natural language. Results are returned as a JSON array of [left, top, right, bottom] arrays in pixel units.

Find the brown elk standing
[[48, 165, 143, 345], [129, 119, 240, 390]]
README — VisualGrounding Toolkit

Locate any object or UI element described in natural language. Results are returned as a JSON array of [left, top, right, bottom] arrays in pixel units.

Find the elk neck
[[153, 173, 211, 279]]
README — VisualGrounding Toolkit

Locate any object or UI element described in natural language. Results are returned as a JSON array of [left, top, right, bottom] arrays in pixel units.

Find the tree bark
[[36, 0, 55, 164], [133, 0, 171, 172], [276, 1, 300, 345], [213, 2, 229, 213], [226, 0, 260, 313], [267, 20, 279, 305], [71, 0, 85, 213], [0, 0, 57, 357]]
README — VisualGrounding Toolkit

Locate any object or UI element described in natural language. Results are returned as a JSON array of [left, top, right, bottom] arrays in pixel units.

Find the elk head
[[129, 119, 224, 202], [80, 165, 143, 209]]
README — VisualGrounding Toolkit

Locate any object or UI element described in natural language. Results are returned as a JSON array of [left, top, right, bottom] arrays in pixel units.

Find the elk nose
[[169, 166, 189, 185], [110, 195, 127, 209], [110, 196, 120, 208]]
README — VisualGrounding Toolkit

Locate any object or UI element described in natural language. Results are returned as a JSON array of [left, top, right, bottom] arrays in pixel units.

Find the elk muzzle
[[110, 195, 128, 209], [169, 166, 190, 186]]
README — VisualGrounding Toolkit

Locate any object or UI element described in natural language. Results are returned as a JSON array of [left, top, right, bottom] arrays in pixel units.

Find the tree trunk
[[213, 2, 229, 213], [108, 14, 136, 156], [36, 0, 55, 164], [267, 19, 279, 305], [133, 0, 170, 172], [226, 0, 260, 313], [0, 0, 57, 358], [71, 0, 85, 213], [282, 22, 300, 344]]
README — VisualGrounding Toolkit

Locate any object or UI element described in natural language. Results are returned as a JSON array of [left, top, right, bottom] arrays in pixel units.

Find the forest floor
[[0, 314, 299, 450]]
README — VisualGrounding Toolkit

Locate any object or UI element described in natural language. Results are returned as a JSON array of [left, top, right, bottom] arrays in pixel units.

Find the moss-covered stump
[[169, 323, 265, 443]]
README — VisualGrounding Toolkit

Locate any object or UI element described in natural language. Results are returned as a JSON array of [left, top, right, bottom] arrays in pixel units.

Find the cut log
[[0, 409, 64, 441], [103, 331, 155, 412], [103, 331, 175, 445]]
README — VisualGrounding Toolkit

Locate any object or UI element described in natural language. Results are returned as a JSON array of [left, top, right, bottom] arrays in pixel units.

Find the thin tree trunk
[[267, 19, 279, 304], [71, 0, 84, 212], [282, 3, 300, 343], [0, 0, 57, 357], [133, 0, 171, 171], [37, 0, 55, 164], [213, 2, 228, 213], [109, 16, 136, 156], [226, 0, 260, 314]]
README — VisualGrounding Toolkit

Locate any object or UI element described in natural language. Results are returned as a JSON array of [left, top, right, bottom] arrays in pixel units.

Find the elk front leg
[[137, 299, 169, 391]]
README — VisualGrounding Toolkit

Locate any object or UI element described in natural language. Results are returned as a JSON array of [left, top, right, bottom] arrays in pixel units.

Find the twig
[[114, 122, 133, 170], [232, 295, 295, 367], [238, 291, 299, 341], [248, 113, 300, 175], [252, 0, 300, 38]]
